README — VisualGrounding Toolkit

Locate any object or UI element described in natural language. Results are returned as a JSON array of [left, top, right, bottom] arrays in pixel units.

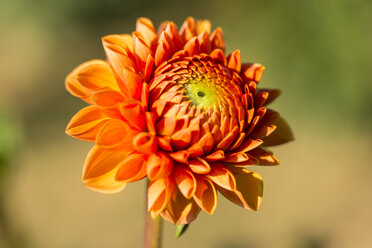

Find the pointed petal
[[262, 117, 294, 146], [66, 106, 110, 141], [136, 17, 157, 50], [218, 168, 263, 211], [241, 63, 265, 83], [179, 17, 196, 42], [207, 164, 236, 191], [210, 27, 225, 53], [227, 50, 241, 72], [188, 158, 211, 174], [196, 19, 211, 34], [249, 148, 279, 165]]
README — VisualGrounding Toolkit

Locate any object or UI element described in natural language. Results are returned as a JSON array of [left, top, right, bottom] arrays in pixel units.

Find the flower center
[[184, 80, 218, 108]]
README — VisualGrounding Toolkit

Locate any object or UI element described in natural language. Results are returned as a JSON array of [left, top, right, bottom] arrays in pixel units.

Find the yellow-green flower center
[[184, 80, 218, 108]]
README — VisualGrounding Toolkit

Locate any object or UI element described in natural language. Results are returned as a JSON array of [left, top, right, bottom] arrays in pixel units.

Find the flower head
[[65, 17, 293, 224]]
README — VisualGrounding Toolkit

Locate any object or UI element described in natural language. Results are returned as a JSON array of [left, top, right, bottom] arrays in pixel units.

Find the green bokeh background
[[0, 0, 371, 247]]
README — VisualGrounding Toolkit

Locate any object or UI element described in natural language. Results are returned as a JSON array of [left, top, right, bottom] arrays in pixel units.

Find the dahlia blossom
[[65, 17, 293, 225]]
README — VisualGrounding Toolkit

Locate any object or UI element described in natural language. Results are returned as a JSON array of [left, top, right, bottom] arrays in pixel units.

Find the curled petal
[[146, 152, 174, 180], [262, 117, 294, 146], [251, 125, 277, 139], [116, 152, 147, 182], [174, 166, 197, 199], [169, 150, 190, 164], [218, 168, 263, 211], [121, 67, 143, 100], [207, 164, 236, 191], [161, 190, 201, 225], [82, 145, 127, 193], [133, 132, 157, 154], [66, 106, 110, 141], [148, 177, 175, 216], [193, 177, 217, 214], [189, 157, 211, 174], [184, 37, 200, 56], [96, 119, 136, 150]]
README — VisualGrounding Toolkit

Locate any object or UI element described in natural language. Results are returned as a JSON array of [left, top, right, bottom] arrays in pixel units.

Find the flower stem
[[143, 180, 163, 248]]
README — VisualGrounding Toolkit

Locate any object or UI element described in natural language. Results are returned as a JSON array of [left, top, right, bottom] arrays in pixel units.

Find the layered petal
[[82, 145, 127, 193]]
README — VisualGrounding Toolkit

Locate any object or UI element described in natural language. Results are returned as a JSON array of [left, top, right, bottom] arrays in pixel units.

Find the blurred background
[[0, 0, 371, 247]]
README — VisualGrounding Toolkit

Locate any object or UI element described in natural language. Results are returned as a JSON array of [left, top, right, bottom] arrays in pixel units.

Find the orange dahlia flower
[[65, 17, 293, 225]]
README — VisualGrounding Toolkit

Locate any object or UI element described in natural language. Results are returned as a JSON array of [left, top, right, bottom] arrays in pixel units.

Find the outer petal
[[218, 168, 263, 211], [136, 17, 157, 50], [115, 152, 147, 182], [160, 190, 201, 225], [66, 106, 110, 141], [262, 117, 294, 146], [96, 119, 137, 151], [82, 145, 127, 193], [146, 152, 174, 180], [193, 177, 217, 214], [148, 177, 175, 217], [174, 166, 197, 199], [207, 164, 236, 191], [241, 63, 265, 83], [65, 60, 119, 102]]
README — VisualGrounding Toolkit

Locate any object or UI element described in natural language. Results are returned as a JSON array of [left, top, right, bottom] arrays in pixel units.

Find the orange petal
[[96, 119, 136, 150], [189, 158, 211, 174], [227, 50, 241, 72], [90, 90, 124, 108], [241, 63, 265, 83], [136, 17, 157, 50], [234, 138, 263, 153], [249, 148, 279, 166], [251, 125, 277, 139], [203, 150, 225, 162], [120, 67, 143, 100], [146, 152, 174, 180], [115, 152, 147, 182], [196, 19, 211, 34], [65, 60, 119, 102], [133, 132, 157, 154], [169, 150, 190, 164], [262, 117, 294, 146], [193, 177, 217, 214], [184, 37, 200, 56], [174, 166, 197, 199], [119, 99, 145, 130], [66, 106, 110, 141], [74, 60, 119, 92], [218, 168, 263, 211], [160, 190, 201, 225], [102, 34, 138, 82], [207, 164, 236, 191], [258, 89, 281, 106], [179, 17, 196, 42], [210, 27, 225, 53], [148, 177, 175, 216], [82, 145, 127, 193]]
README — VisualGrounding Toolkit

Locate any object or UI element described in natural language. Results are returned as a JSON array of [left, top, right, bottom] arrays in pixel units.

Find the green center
[[184, 80, 218, 108]]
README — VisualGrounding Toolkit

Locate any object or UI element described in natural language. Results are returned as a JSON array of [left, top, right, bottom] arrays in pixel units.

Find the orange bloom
[[65, 17, 293, 224]]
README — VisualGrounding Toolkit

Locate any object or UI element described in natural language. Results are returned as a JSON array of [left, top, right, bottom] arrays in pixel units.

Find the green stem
[[143, 181, 163, 248]]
